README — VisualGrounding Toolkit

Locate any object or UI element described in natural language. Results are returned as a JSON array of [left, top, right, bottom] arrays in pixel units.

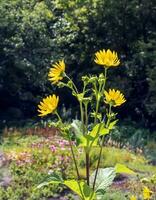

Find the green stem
[[93, 104, 112, 190], [65, 73, 86, 136], [94, 68, 107, 124], [94, 99, 100, 124], [84, 103, 88, 133], [84, 99, 90, 186], [65, 74, 79, 94], [55, 111, 62, 123], [80, 102, 85, 134], [101, 68, 107, 92], [86, 149, 90, 186], [92, 136, 104, 190], [54, 111, 84, 199], [67, 133, 85, 200]]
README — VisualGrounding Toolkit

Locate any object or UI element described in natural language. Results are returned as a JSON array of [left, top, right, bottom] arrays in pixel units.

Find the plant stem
[[84, 103, 88, 134], [68, 133, 85, 200], [86, 149, 90, 186], [65, 74, 79, 94], [102, 68, 107, 92], [94, 99, 100, 124], [93, 104, 111, 190], [92, 136, 104, 190], [94, 68, 107, 124], [69, 140, 80, 179], [80, 102, 85, 134], [65, 74, 86, 135], [55, 111, 62, 123], [56, 111, 84, 199]]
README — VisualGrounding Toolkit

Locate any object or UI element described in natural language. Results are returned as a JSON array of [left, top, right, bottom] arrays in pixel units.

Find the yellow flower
[[94, 49, 120, 67], [48, 60, 65, 84], [130, 195, 137, 200], [38, 94, 59, 117], [104, 89, 126, 107], [143, 186, 153, 200]]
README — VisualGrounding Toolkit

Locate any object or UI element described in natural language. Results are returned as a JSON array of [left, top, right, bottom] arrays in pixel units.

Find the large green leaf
[[90, 120, 118, 138], [71, 120, 83, 136], [64, 180, 96, 200], [37, 174, 96, 200], [115, 164, 136, 175], [90, 168, 116, 192], [37, 173, 63, 188], [90, 123, 109, 137], [95, 189, 106, 200], [78, 135, 98, 147], [108, 120, 118, 130], [71, 120, 85, 145]]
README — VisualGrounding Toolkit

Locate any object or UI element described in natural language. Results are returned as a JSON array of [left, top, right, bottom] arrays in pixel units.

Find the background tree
[[0, 0, 156, 128]]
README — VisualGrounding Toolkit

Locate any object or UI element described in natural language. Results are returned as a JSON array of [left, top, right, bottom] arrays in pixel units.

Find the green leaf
[[90, 123, 109, 138], [108, 120, 118, 130], [37, 173, 63, 188], [95, 189, 106, 200], [78, 135, 87, 147], [99, 127, 110, 136], [71, 120, 83, 136], [64, 180, 96, 200], [71, 120, 84, 145], [90, 168, 116, 193], [115, 164, 136, 175], [78, 135, 98, 147]]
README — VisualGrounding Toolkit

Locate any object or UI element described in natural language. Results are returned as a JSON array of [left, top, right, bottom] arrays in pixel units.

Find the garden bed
[[0, 134, 155, 200]]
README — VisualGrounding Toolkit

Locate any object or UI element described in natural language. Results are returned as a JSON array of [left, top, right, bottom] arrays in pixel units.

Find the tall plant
[[37, 49, 135, 199]]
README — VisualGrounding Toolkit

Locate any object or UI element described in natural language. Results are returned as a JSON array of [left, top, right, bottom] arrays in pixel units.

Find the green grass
[[77, 146, 156, 177], [0, 135, 156, 200]]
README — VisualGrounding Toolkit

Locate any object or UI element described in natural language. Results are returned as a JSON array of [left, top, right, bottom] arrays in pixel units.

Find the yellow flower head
[[130, 195, 137, 200], [104, 89, 126, 107], [38, 94, 59, 117], [143, 186, 153, 200], [48, 60, 65, 84], [94, 49, 120, 67]]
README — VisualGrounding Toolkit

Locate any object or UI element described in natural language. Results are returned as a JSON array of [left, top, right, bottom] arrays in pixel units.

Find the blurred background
[[0, 0, 156, 138], [0, 2, 156, 199]]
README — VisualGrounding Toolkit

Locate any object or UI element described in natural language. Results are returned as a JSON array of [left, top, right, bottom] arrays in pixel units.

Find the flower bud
[[77, 93, 84, 102], [83, 97, 92, 105], [98, 73, 106, 84], [88, 76, 97, 83], [67, 80, 73, 88], [82, 75, 89, 83], [57, 82, 66, 88]]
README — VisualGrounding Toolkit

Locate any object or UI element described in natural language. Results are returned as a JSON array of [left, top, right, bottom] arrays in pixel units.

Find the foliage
[[143, 141, 156, 166], [110, 122, 151, 149], [1, 134, 156, 199], [103, 191, 127, 200], [0, 135, 75, 199], [0, 0, 156, 130]]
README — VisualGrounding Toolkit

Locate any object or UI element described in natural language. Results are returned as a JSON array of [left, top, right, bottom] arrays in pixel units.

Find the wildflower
[[104, 89, 126, 107], [94, 49, 120, 67], [38, 94, 59, 117], [130, 195, 137, 200], [48, 60, 65, 84], [50, 145, 57, 153], [143, 186, 153, 200]]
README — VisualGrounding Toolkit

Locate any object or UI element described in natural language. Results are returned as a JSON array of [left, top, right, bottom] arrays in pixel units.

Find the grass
[[0, 134, 156, 200], [77, 146, 156, 178]]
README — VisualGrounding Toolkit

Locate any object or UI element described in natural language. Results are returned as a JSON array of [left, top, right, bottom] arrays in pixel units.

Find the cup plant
[[37, 49, 136, 200]]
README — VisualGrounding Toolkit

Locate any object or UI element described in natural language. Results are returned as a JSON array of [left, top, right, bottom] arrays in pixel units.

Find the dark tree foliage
[[0, 0, 156, 128]]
